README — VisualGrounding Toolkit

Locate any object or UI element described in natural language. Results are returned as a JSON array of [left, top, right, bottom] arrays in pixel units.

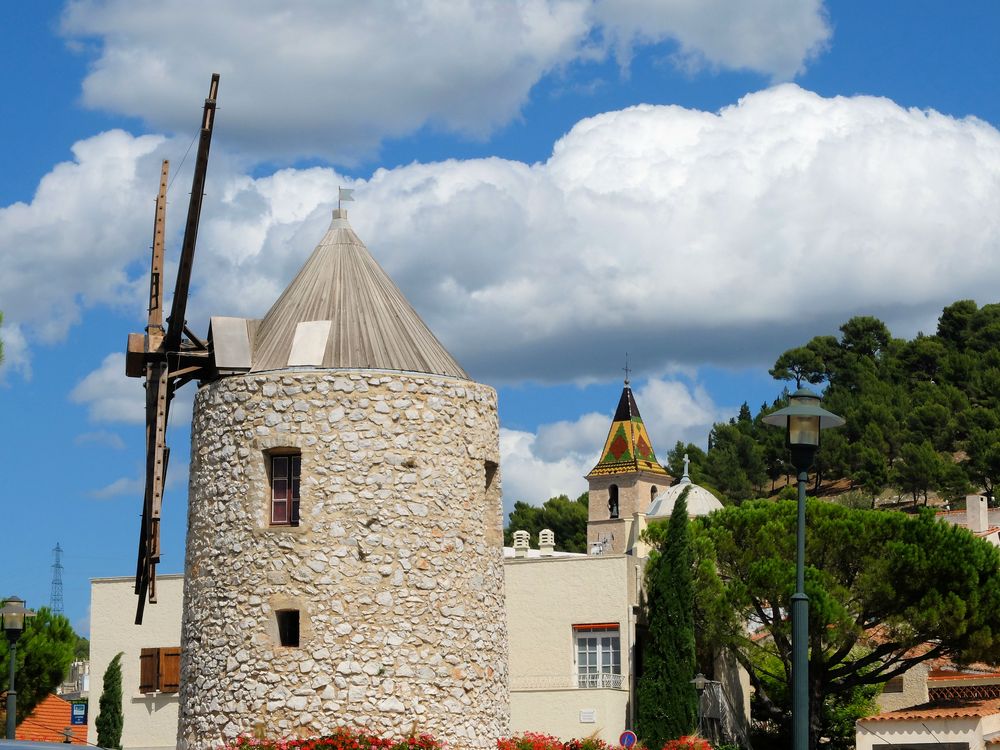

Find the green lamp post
[[763, 389, 844, 750], [2, 596, 36, 740]]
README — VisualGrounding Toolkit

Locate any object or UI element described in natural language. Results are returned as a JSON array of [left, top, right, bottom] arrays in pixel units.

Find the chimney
[[513, 530, 530, 558], [538, 529, 555, 556], [967, 494, 989, 534]]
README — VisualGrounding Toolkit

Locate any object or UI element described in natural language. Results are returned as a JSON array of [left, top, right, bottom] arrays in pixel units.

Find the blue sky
[[4, 1, 1000, 633]]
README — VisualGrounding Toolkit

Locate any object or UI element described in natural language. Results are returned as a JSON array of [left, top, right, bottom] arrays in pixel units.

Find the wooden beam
[[147, 160, 169, 353], [164, 74, 219, 352]]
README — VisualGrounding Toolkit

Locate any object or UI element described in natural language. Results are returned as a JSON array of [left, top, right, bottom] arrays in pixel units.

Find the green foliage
[[747, 646, 879, 750], [0, 606, 77, 722], [891, 440, 945, 505], [829, 489, 872, 510], [96, 652, 124, 750], [769, 345, 825, 388], [504, 492, 589, 552], [694, 500, 1000, 749], [965, 425, 1000, 499], [74, 634, 90, 661], [745, 300, 1000, 505], [637, 488, 698, 747]]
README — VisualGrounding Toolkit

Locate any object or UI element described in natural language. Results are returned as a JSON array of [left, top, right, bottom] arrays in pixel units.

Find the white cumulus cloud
[[75, 430, 127, 450], [8, 86, 1000, 387], [70, 351, 194, 426], [60, 0, 830, 162]]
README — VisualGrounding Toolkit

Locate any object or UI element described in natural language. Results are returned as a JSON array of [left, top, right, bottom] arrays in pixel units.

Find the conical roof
[[250, 209, 468, 378], [586, 382, 668, 478]]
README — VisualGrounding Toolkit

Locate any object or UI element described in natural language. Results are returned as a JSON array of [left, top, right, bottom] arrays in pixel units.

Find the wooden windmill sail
[[125, 74, 220, 624]]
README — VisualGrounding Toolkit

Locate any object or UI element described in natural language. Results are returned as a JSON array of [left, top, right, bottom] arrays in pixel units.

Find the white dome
[[646, 453, 722, 518], [647, 481, 724, 518], [646, 454, 723, 518]]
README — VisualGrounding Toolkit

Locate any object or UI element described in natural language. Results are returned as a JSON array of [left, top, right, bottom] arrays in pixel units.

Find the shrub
[[226, 729, 443, 750], [95, 652, 124, 750], [661, 737, 712, 750], [497, 734, 619, 750]]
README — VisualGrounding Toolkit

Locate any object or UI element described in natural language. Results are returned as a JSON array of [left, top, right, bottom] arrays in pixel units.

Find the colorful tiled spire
[[587, 383, 668, 477]]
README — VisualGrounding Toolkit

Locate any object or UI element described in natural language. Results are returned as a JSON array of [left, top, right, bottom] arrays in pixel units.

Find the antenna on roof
[[338, 186, 355, 211], [50, 543, 64, 615], [623, 352, 631, 386]]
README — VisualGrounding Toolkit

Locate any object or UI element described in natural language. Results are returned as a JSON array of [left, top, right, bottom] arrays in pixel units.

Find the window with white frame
[[574, 624, 621, 688]]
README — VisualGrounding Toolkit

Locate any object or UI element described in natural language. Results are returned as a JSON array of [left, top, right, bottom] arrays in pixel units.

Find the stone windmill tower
[[177, 207, 508, 748]]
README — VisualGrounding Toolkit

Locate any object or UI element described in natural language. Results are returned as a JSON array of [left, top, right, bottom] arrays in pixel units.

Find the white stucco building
[[505, 548, 640, 743], [87, 574, 183, 750], [503, 382, 743, 745]]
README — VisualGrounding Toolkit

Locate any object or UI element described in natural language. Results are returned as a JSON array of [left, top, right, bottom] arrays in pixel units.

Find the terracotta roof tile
[[16, 693, 86, 744], [863, 697, 1000, 722], [929, 668, 1000, 681]]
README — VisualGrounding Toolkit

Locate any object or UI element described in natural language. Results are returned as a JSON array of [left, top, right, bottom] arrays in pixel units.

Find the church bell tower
[[585, 379, 669, 555]]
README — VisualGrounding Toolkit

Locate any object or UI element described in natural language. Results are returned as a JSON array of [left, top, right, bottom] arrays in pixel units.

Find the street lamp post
[[763, 389, 844, 750], [2, 596, 36, 740], [690, 672, 709, 735]]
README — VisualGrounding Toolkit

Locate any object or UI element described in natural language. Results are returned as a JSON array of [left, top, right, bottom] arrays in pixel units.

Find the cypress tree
[[96, 652, 124, 750], [637, 488, 698, 748]]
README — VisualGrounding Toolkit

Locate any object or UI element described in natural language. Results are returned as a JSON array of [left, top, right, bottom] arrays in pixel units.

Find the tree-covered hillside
[[681, 300, 1000, 505]]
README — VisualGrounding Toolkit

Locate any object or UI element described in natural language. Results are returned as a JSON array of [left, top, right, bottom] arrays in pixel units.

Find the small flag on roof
[[338, 186, 355, 209]]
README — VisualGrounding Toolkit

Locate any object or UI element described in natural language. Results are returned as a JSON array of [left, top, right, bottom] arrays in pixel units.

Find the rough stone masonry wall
[[178, 370, 508, 750]]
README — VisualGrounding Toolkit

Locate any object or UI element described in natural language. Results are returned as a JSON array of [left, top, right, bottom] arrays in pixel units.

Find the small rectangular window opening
[[270, 453, 301, 526], [485, 460, 498, 494], [484, 460, 502, 545], [883, 676, 904, 693], [276, 609, 300, 647]]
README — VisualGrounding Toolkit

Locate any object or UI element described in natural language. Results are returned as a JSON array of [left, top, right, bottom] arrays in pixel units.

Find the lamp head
[[1, 596, 35, 638], [762, 388, 845, 448], [690, 672, 709, 693]]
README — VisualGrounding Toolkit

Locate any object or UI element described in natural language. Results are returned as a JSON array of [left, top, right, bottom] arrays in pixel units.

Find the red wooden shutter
[[139, 648, 159, 693], [159, 647, 181, 693]]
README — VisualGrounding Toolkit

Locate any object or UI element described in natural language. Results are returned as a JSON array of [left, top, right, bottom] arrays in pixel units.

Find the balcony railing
[[578, 673, 625, 689], [511, 673, 626, 691]]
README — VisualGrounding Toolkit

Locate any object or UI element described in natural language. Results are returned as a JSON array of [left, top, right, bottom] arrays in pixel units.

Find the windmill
[[125, 74, 220, 624]]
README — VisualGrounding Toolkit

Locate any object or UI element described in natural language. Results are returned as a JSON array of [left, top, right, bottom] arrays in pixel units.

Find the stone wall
[[178, 370, 508, 749]]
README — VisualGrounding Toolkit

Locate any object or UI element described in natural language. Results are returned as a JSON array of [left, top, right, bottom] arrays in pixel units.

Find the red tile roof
[[863, 697, 1000, 722], [16, 693, 87, 744], [929, 668, 1000, 681]]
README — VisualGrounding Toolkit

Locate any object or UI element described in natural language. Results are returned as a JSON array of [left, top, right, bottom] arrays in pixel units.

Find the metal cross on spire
[[623, 353, 631, 386]]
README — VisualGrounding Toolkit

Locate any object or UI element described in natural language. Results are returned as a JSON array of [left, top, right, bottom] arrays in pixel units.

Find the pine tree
[[637, 488, 698, 748], [0, 606, 77, 722], [96, 652, 124, 750]]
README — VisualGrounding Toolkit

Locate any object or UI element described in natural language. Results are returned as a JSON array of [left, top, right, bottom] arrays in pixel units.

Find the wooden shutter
[[159, 647, 181, 693], [139, 648, 159, 693]]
